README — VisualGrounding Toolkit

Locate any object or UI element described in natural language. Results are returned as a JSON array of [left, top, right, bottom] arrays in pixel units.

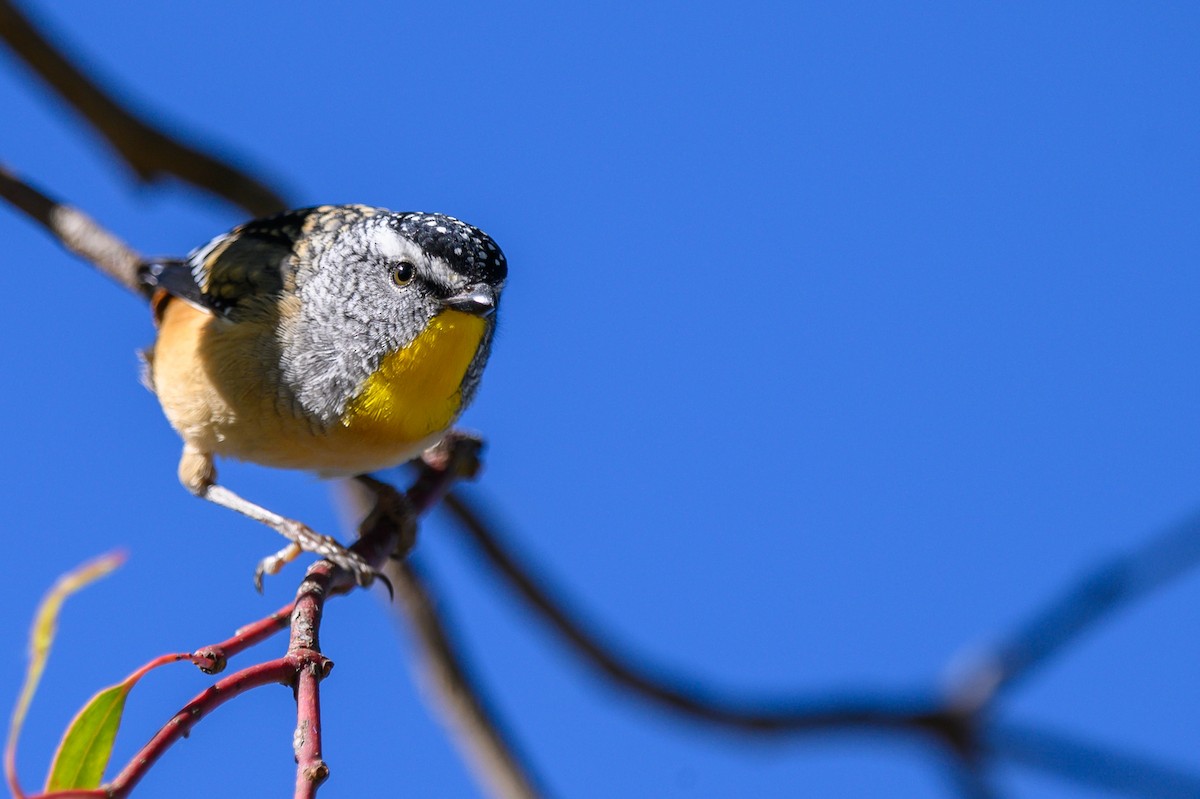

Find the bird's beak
[[442, 284, 497, 317]]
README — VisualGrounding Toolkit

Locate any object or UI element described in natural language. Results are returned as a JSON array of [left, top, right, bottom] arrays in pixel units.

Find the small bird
[[139, 204, 506, 586]]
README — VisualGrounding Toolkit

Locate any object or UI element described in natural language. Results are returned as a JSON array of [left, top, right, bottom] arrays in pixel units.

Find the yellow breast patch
[[341, 310, 487, 446]]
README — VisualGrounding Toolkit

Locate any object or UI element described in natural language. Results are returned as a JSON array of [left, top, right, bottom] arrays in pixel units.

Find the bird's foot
[[253, 519, 381, 592]]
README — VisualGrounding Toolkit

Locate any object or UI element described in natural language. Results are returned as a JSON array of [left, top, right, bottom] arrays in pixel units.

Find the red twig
[[33, 446, 472, 799], [286, 565, 337, 797], [33, 658, 296, 799], [290, 571, 334, 796], [32, 557, 371, 798], [293, 664, 329, 798], [278, 446, 471, 796], [191, 604, 295, 675]]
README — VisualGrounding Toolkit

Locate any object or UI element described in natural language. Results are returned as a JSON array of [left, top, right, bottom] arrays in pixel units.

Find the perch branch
[[29, 458, 459, 799]]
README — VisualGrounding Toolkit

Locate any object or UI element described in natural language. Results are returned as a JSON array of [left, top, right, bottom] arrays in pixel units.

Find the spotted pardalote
[[139, 204, 506, 585]]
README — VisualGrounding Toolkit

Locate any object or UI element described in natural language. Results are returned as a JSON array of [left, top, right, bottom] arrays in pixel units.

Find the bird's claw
[[252, 520, 386, 592]]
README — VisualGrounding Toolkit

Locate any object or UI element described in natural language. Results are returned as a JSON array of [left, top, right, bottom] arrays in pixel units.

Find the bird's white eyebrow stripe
[[372, 226, 408, 260]]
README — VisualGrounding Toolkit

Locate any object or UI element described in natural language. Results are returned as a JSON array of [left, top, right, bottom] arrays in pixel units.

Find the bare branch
[[988, 722, 1200, 799], [341, 471, 545, 799], [956, 510, 1200, 702], [22, 462, 449, 799], [288, 570, 337, 799], [0, 163, 146, 297], [943, 761, 999, 799], [440, 490, 1200, 796], [384, 557, 545, 799], [293, 663, 330, 799], [0, 0, 288, 217], [100, 658, 299, 799], [440, 491, 964, 740], [192, 605, 294, 675]]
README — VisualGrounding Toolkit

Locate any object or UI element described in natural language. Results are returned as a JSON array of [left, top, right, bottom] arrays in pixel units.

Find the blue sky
[[1, 2, 1199, 797]]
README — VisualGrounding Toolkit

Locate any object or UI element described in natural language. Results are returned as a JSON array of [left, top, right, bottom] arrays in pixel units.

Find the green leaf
[[4, 551, 125, 796], [44, 683, 130, 791]]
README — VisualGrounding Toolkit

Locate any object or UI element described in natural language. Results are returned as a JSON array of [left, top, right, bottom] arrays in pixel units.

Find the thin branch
[[955, 509, 1200, 702], [988, 721, 1200, 799], [383, 558, 545, 799], [99, 658, 298, 799], [0, 163, 146, 297], [342, 462, 546, 799], [54, 567, 341, 799], [23, 465, 440, 799], [287, 568, 337, 798], [86, 476, 413, 798], [192, 605, 295, 675], [943, 760, 999, 799], [441, 491, 962, 739], [0, 0, 288, 217], [443, 489, 1200, 794], [293, 663, 329, 799]]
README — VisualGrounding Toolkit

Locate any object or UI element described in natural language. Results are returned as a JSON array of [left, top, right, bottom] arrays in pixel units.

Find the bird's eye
[[389, 261, 415, 287]]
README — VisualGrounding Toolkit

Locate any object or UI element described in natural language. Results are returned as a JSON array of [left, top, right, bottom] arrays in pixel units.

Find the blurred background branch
[[0, 0, 285, 216]]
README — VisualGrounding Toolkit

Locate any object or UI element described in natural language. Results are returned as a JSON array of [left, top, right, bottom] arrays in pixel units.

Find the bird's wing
[[140, 209, 317, 320]]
